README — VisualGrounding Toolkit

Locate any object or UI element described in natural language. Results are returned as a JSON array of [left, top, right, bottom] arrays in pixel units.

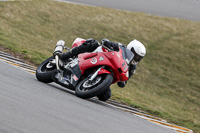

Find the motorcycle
[[36, 38, 134, 99]]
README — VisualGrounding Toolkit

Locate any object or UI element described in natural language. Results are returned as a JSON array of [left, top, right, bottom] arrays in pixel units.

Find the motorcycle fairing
[[78, 48, 129, 83], [63, 58, 82, 88], [51, 71, 75, 90], [98, 68, 111, 75], [72, 38, 86, 48], [52, 58, 82, 90]]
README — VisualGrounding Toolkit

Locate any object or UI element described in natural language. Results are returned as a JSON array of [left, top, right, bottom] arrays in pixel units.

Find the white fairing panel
[[93, 46, 103, 52], [72, 38, 85, 45]]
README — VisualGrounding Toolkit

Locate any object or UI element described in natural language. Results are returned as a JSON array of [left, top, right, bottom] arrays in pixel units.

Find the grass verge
[[0, 1, 200, 132]]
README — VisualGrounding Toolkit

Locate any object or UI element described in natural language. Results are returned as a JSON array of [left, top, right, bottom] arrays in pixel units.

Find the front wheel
[[75, 74, 113, 99], [36, 56, 57, 83]]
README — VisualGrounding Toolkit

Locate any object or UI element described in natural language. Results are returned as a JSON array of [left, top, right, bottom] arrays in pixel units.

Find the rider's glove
[[53, 51, 62, 59], [101, 38, 120, 51], [83, 38, 95, 45], [101, 39, 113, 50], [117, 81, 127, 88], [54, 51, 73, 61]]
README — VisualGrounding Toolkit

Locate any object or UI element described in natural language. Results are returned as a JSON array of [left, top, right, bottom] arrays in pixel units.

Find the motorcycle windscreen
[[122, 48, 134, 66]]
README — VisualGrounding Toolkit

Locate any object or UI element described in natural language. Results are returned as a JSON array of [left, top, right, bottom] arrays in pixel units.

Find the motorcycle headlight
[[126, 71, 129, 78]]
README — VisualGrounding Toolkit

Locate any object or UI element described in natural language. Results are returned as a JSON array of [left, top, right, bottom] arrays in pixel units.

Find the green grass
[[0, 1, 200, 132]]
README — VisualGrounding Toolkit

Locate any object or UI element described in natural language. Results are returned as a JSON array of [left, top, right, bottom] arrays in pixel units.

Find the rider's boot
[[97, 87, 111, 101]]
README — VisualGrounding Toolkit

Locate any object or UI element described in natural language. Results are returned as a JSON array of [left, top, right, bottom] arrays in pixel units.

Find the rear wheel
[[75, 74, 113, 99], [36, 56, 57, 83]]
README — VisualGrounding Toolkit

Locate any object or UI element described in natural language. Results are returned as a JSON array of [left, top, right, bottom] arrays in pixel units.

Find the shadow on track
[[45, 82, 109, 107]]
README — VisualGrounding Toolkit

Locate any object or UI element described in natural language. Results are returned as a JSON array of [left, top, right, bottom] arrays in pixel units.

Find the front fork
[[88, 67, 103, 82], [88, 67, 111, 82]]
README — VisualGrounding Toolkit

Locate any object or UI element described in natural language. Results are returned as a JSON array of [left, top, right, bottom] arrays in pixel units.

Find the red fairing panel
[[78, 52, 115, 74], [72, 38, 86, 48], [78, 48, 129, 83], [98, 68, 111, 75]]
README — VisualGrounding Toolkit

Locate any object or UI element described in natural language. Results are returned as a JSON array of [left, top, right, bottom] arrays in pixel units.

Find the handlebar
[[102, 45, 113, 52]]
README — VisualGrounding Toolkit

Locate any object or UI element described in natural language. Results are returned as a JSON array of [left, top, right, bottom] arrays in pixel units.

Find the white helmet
[[127, 39, 146, 64]]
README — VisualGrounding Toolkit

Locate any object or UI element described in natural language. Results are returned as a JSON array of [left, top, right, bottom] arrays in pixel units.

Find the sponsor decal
[[90, 58, 97, 64], [122, 62, 125, 67], [73, 75, 78, 81], [122, 61, 128, 70], [99, 56, 104, 61]]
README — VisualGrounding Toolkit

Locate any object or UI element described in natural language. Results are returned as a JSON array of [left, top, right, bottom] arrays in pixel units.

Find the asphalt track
[[0, 60, 177, 133], [59, 0, 200, 21]]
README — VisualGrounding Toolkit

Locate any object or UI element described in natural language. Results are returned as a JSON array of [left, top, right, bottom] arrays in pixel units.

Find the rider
[[53, 38, 146, 101]]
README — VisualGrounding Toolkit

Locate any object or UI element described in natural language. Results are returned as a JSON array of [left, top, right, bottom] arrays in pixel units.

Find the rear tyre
[[75, 74, 113, 99], [36, 56, 57, 83]]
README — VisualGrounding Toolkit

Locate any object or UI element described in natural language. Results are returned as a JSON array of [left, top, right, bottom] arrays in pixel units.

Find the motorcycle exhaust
[[54, 40, 65, 71], [54, 40, 65, 53]]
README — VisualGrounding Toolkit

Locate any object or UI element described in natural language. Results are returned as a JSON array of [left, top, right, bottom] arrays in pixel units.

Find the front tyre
[[36, 56, 57, 83], [75, 74, 113, 99]]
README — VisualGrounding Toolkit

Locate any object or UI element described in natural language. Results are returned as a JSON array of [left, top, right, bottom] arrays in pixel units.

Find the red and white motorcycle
[[36, 38, 134, 99]]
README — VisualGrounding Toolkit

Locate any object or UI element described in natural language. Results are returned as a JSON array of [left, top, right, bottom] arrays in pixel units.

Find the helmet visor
[[134, 54, 143, 62], [131, 47, 143, 63]]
